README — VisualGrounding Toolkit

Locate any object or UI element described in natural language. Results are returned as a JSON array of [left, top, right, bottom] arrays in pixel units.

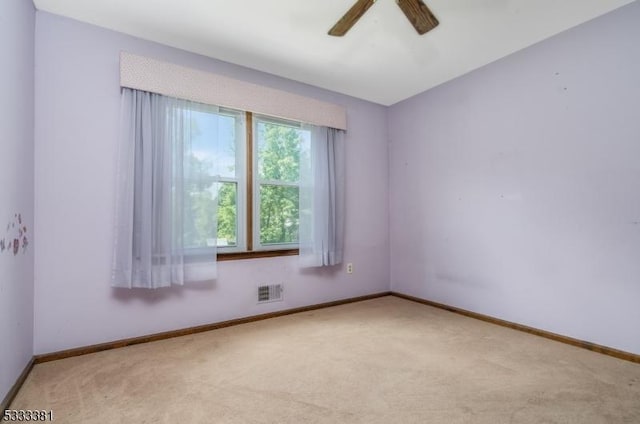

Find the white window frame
[[214, 107, 246, 254], [252, 114, 307, 251]]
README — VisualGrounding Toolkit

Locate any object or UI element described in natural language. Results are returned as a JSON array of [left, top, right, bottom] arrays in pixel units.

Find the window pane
[[259, 185, 299, 245], [217, 182, 237, 247], [256, 121, 309, 183], [184, 178, 218, 249], [189, 109, 238, 179], [184, 181, 237, 249]]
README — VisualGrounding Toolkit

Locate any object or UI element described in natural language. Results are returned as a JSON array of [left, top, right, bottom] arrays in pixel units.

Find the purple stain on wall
[[2, 212, 29, 255]]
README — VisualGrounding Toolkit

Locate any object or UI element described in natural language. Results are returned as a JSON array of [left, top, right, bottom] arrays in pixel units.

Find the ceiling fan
[[329, 0, 439, 36]]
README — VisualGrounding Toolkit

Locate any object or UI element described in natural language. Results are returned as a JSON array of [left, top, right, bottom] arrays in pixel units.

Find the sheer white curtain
[[112, 88, 218, 288], [299, 126, 345, 267]]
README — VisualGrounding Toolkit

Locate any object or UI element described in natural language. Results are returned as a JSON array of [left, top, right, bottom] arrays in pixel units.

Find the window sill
[[217, 249, 299, 261]]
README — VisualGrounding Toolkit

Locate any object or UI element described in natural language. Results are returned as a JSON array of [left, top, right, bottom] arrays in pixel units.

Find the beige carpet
[[10, 296, 640, 423]]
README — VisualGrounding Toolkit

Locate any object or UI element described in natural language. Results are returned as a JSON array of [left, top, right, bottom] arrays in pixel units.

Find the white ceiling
[[33, 0, 636, 106]]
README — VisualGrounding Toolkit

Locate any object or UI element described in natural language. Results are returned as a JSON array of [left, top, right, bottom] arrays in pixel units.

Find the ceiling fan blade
[[396, 0, 439, 35], [328, 0, 377, 36]]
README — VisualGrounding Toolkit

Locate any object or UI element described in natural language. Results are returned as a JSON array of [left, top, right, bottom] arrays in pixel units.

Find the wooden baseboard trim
[[1, 357, 35, 415], [391, 292, 640, 364], [34, 291, 391, 364]]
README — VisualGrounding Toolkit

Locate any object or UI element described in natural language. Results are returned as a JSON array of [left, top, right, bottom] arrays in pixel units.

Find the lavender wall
[[0, 0, 35, 403], [33, 13, 389, 354], [389, 2, 640, 354]]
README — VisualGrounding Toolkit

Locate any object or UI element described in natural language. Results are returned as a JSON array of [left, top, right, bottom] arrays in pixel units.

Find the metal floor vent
[[257, 284, 283, 304]]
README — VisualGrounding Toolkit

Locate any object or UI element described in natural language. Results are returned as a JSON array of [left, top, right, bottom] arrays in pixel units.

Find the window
[[114, 86, 344, 288], [254, 115, 310, 251], [184, 105, 310, 258], [182, 105, 245, 255]]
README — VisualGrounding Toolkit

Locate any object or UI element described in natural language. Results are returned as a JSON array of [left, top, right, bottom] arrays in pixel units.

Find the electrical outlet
[[346, 263, 353, 274]]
